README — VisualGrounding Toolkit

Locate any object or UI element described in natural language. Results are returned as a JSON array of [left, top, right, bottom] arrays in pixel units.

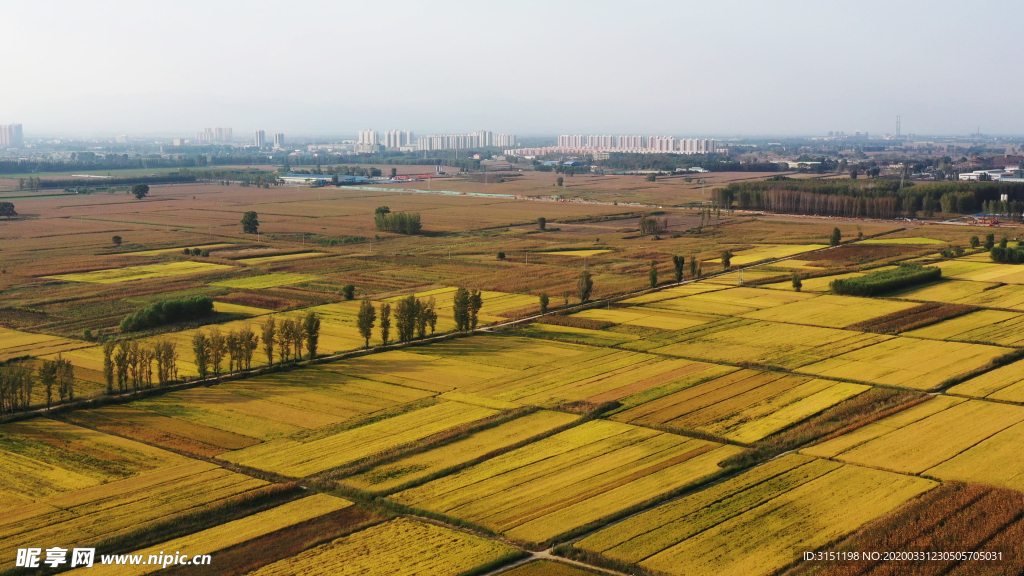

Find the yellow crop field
[[0, 420, 266, 558], [391, 420, 744, 545], [573, 307, 718, 331], [704, 268, 790, 287], [128, 243, 236, 256], [650, 318, 889, 370], [539, 249, 612, 257], [762, 271, 867, 293], [619, 283, 725, 304], [45, 261, 233, 283], [646, 286, 816, 317], [797, 335, 1010, 389], [612, 369, 868, 443], [948, 357, 1024, 402], [235, 252, 327, 264], [219, 401, 501, 477], [575, 453, 935, 576], [705, 244, 828, 266], [82, 494, 352, 576], [211, 301, 275, 315], [891, 278, 996, 303], [742, 294, 917, 328], [936, 260, 1024, 284], [500, 560, 601, 576], [344, 410, 580, 493], [904, 309, 1024, 346], [803, 396, 1024, 491], [247, 517, 518, 576], [62, 366, 435, 455], [859, 237, 946, 244], [0, 326, 90, 361], [457, 347, 733, 408], [211, 273, 316, 289]]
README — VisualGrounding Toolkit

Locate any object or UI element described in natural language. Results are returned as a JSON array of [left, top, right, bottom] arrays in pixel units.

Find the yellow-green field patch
[[575, 453, 935, 576], [211, 273, 316, 289], [742, 294, 918, 328], [539, 250, 612, 257], [235, 252, 327, 264], [45, 261, 233, 283], [859, 237, 947, 245]]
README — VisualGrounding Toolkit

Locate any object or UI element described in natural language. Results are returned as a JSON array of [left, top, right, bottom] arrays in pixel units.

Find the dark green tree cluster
[[638, 215, 667, 235], [374, 206, 422, 234], [120, 296, 215, 332], [0, 362, 34, 414], [241, 211, 260, 233], [38, 356, 75, 409], [103, 339, 178, 393], [130, 184, 149, 200], [453, 288, 483, 330], [672, 255, 685, 282], [395, 295, 438, 341], [0, 202, 16, 219], [990, 245, 1024, 263], [830, 264, 941, 297]]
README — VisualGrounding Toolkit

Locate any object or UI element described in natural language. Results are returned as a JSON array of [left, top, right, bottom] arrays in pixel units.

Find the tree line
[[120, 296, 215, 332], [374, 206, 422, 234], [715, 179, 1024, 218], [0, 355, 76, 416]]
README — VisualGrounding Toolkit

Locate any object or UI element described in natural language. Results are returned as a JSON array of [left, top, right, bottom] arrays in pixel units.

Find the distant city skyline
[[2, 1, 1023, 137]]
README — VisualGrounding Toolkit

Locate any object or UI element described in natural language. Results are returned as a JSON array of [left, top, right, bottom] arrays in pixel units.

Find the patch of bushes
[[119, 296, 214, 332], [830, 263, 940, 296], [990, 245, 1024, 263]]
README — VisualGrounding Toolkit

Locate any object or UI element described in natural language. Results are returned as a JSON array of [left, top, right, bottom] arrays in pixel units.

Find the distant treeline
[[831, 264, 941, 297], [374, 211, 422, 235], [120, 296, 215, 332], [602, 153, 798, 173], [714, 179, 1024, 218]]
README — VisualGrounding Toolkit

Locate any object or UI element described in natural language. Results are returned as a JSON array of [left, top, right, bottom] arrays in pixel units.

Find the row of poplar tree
[[0, 357, 75, 415]]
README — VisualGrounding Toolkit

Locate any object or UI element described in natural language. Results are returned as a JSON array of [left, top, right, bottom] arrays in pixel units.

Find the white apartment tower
[[384, 130, 414, 149], [273, 133, 285, 149], [358, 129, 380, 145], [254, 130, 266, 148]]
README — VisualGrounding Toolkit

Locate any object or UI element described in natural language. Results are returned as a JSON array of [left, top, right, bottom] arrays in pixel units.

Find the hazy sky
[[3, 0, 1022, 138]]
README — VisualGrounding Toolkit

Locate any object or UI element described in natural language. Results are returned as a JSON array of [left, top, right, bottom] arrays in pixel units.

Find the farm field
[[128, 243, 236, 256], [903, 308, 1024, 345], [79, 494, 352, 576], [803, 395, 1024, 491], [63, 365, 435, 456], [788, 482, 1024, 576], [573, 453, 934, 576], [947, 357, 1024, 402], [858, 237, 947, 245], [705, 244, 829, 266], [391, 420, 744, 545], [540, 249, 612, 257], [211, 272, 316, 289], [610, 369, 869, 443], [44, 261, 233, 283], [501, 560, 603, 575], [0, 419, 268, 563], [0, 326, 90, 361], [245, 517, 520, 576], [235, 252, 327, 264], [341, 410, 580, 493], [219, 400, 503, 477], [740, 294, 918, 328]]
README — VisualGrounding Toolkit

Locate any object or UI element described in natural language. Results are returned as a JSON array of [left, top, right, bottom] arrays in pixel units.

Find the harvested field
[[45, 261, 233, 283], [611, 369, 869, 443], [390, 420, 744, 545], [844, 303, 976, 334], [129, 243, 237, 256], [858, 237, 946, 245], [788, 482, 1024, 576], [643, 286, 817, 317], [500, 560, 603, 575], [573, 453, 934, 576], [803, 396, 1024, 490], [245, 517, 521, 576], [81, 494, 352, 576], [235, 252, 327, 265], [540, 250, 613, 257]]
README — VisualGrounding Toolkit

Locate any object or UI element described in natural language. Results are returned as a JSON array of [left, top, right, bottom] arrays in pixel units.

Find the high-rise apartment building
[[384, 130, 414, 149], [358, 129, 380, 145], [254, 130, 266, 148], [510, 135, 715, 157], [0, 124, 24, 147], [273, 133, 285, 149], [195, 127, 233, 143]]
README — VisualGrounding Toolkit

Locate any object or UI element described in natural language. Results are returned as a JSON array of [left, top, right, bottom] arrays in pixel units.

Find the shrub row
[[120, 296, 215, 332], [830, 263, 940, 296], [990, 245, 1024, 263]]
